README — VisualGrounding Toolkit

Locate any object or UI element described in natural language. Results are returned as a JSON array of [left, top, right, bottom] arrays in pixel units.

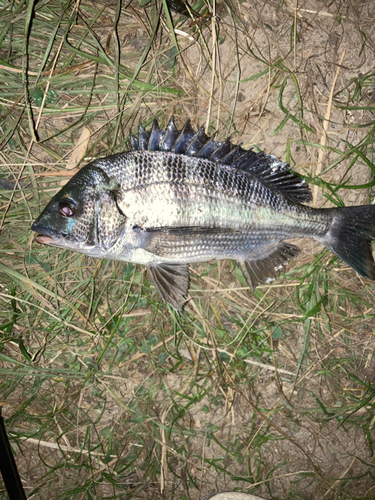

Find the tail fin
[[322, 205, 375, 279]]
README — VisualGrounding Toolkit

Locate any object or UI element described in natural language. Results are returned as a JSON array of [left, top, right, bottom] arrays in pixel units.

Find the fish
[[31, 117, 375, 311]]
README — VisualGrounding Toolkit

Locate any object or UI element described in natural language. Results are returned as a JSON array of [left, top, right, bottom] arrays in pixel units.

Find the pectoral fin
[[240, 242, 300, 289], [148, 263, 190, 311]]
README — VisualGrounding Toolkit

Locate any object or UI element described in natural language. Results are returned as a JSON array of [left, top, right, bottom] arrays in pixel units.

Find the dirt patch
[[1, 0, 375, 498]]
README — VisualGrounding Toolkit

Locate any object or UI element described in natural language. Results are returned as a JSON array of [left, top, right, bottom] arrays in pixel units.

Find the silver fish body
[[92, 150, 328, 263], [32, 118, 375, 310]]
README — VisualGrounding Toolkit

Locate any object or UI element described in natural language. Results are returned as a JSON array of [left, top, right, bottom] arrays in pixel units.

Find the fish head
[[31, 164, 126, 255]]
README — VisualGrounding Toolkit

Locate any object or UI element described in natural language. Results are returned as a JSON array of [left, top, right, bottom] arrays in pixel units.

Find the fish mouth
[[31, 223, 58, 245], [31, 222, 97, 254]]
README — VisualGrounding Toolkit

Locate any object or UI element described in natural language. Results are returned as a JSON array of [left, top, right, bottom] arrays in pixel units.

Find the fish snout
[[31, 223, 56, 244]]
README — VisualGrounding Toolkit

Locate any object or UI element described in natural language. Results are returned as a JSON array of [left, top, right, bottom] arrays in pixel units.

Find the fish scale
[[96, 152, 299, 229], [32, 117, 375, 310]]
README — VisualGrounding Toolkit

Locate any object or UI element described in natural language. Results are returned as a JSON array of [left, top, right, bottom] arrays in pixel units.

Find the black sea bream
[[32, 118, 375, 310]]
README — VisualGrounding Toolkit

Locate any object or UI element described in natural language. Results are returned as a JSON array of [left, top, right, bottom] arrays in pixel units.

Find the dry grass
[[1, 0, 375, 498]]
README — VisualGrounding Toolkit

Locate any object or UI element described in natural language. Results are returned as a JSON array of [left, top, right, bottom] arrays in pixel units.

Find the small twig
[[15, 436, 117, 459], [206, 0, 217, 134], [160, 407, 170, 494], [297, 8, 345, 18], [174, 28, 195, 42], [119, 335, 174, 366], [321, 456, 357, 499], [313, 50, 345, 206], [242, 358, 296, 377]]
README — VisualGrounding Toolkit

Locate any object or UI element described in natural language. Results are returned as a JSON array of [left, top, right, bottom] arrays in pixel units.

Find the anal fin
[[240, 242, 300, 290], [148, 263, 190, 311]]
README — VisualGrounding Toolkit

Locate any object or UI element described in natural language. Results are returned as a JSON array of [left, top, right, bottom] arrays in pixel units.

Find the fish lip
[[31, 222, 55, 238], [31, 222, 99, 253], [34, 234, 54, 244], [31, 223, 59, 245]]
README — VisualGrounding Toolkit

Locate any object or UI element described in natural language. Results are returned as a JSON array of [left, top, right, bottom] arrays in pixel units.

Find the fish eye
[[59, 199, 76, 217]]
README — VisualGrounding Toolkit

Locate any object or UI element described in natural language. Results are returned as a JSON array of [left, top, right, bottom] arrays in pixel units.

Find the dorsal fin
[[210, 138, 232, 162], [172, 120, 196, 154], [138, 122, 150, 151], [196, 137, 221, 159], [185, 126, 208, 156], [148, 119, 164, 151], [130, 135, 139, 150], [132, 117, 312, 203], [161, 116, 179, 151], [232, 151, 312, 203]]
